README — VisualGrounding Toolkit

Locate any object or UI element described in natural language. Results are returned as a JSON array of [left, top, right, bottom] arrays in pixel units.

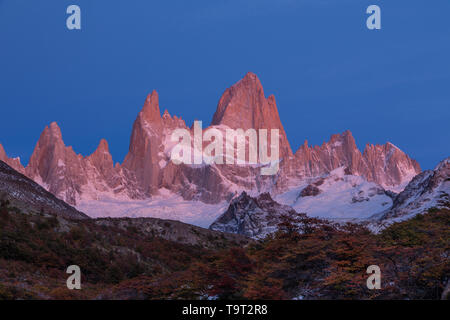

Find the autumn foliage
[[0, 197, 448, 300]]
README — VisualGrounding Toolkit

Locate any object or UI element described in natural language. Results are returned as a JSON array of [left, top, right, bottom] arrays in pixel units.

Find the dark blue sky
[[0, 0, 449, 169]]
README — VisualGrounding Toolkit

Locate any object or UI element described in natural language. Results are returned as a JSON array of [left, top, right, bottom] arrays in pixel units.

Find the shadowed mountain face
[[209, 192, 298, 238], [0, 160, 88, 220]]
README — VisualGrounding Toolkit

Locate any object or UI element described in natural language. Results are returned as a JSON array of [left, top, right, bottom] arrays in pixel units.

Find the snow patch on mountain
[[369, 157, 450, 231], [276, 167, 392, 221], [76, 188, 228, 228]]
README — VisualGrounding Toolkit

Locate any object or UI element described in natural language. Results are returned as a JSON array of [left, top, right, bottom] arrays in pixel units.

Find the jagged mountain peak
[[326, 130, 360, 156], [141, 90, 162, 124], [211, 72, 293, 158], [236, 71, 264, 92], [212, 72, 275, 127], [95, 138, 110, 153], [0, 143, 25, 174], [23, 122, 145, 205], [329, 129, 354, 142], [41, 121, 64, 143], [28, 122, 69, 164], [362, 141, 421, 191], [231, 71, 264, 94], [162, 109, 171, 118], [363, 141, 401, 156], [295, 130, 357, 155], [49, 121, 62, 133], [87, 138, 114, 171], [291, 130, 421, 191]]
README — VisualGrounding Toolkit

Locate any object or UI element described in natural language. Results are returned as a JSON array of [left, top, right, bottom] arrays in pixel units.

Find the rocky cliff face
[[25, 122, 142, 205], [209, 192, 297, 238], [121, 90, 235, 203], [1, 72, 422, 212], [291, 131, 421, 192], [122, 91, 169, 195], [0, 143, 25, 174], [211, 72, 293, 160], [377, 157, 449, 222], [291, 131, 363, 186], [362, 142, 421, 191]]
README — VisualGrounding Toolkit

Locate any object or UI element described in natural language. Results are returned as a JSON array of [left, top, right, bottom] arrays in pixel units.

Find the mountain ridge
[[0, 73, 422, 217]]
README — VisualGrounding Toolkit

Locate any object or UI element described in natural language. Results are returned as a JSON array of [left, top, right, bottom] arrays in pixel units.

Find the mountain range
[[0, 72, 446, 230]]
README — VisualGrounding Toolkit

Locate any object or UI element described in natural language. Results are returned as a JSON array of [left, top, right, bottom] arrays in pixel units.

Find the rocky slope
[[95, 217, 250, 250], [373, 157, 449, 224], [209, 192, 298, 238], [0, 160, 88, 219]]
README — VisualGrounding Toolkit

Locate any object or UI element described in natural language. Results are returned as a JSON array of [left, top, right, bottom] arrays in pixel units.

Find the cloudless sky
[[0, 0, 449, 169]]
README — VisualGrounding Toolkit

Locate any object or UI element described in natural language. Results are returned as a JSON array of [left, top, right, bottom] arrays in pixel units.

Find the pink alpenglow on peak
[[24, 122, 142, 205], [291, 130, 421, 191], [0, 143, 25, 174], [87, 139, 114, 176], [362, 142, 421, 192], [212, 72, 292, 161]]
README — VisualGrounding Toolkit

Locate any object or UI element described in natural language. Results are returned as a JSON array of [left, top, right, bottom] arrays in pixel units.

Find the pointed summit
[[162, 109, 171, 119], [123, 90, 169, 194], [37, 121, 65, 147], [96, 138, 110, 153], [211, 72, 293, 158], [141, 90, 162, 124], [49, 121, 62, 136], [238, 71, 264, 91], [161, 109, 187, 129], [211, 72, 266, 127], [25, 122, 102, 205], [362, 142, 421, 191], [328, 130, 359, 155], [88, 139, 114, 176], [27, 123, 72, 195], [89, 138, 111, 160]]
